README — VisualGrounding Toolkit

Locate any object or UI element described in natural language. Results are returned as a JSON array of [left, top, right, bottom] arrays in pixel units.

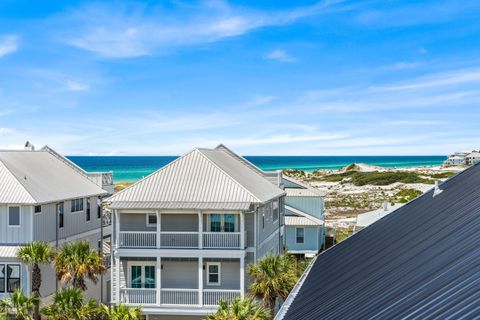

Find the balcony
[[119, 288, 241, 307], [118, 231, 245, 249]]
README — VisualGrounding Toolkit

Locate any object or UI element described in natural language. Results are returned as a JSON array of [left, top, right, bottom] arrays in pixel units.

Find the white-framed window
[[34, 205, 42, 214], [273, 200, 279, 222], [127, 262, 156, 289], [207, 262, 221, 286], [57, 202, 64, 228], [146, 214, 157, 227], [296, 227, 305, 244], [0, 264, 21, 293], [86, 198, 91, 222], [207, 213, 237, 232], [8, 206, 20, 227], [97, 197, 102, 219], [71, 198, 84, 212]]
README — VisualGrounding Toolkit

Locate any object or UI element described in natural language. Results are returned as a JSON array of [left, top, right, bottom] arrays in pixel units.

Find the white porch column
[[156, 256, 161, 306], [240, 211, 245, 249], [199, 257, 203, 306], [114, 209, 120, 248], [115, 255, 120, 303], [156, 210, 161, 248], [240, 255, 245, 298], [198, 210, 203, 249]]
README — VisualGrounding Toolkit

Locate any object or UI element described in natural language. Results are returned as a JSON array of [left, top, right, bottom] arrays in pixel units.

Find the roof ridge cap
[[196, 149, 262, 203]]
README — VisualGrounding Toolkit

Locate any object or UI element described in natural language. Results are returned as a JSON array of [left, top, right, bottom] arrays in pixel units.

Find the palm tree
[[100, 304, 142, 320], [247, 254, 298, 313], [1, 290, 39, 320], [17, 241, 54, 320], [40, 287, 100, 320], [207, 297, 271, 320], [53, 240, 106, 290]]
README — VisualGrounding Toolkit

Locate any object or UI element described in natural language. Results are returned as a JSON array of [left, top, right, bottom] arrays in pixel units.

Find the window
[[97, 198, 102, 219], [71, 198, 84, 212], [224, 214, 235, 232], [262, 212, 265, 230], [8, 207, 20, 226], [0, 265, 4, 293], [34, 205, 42, 214], [129, 264, 156, 289], [57, 202, 64, 228], [86, 198, 91, 221], [296, 228, 305, 244], [273, 200, 279, 222], [210, 214, 221, 232], [146, 214, 157, 227], [0, 264, 20, 293], [207, 263, 221, 286]]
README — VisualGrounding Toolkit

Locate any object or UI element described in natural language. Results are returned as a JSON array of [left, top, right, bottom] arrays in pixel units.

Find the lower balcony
[[119, 288, 241, 307]]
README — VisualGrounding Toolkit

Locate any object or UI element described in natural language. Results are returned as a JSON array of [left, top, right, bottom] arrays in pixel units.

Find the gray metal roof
[[285, 216, 322, 226], [0, 150, 107, 204], [278, 163, 480, 320], [108, 147, 284, 208]]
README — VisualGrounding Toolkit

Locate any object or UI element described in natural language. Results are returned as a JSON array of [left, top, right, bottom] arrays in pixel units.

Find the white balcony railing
[[203, 289, 242, 306], [118, 231, 244, 249], [160, 232, 198, 248], [203, 232, 241, 248], [120, 288, 241, 307], [119, 231, 156, 248], [161, 289, 199, 305], [120, 288, 157, 305]]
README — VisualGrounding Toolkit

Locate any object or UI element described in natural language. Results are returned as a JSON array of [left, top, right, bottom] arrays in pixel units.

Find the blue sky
[[1, 0, 480, 156]]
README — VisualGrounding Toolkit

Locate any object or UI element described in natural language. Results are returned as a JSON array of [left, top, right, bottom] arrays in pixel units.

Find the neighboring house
[[107, 145, 285, 319], [282, 176, 325, 258], [354, 201, 403, 232], [0, 142, 113, 302], [443, 152, 467, 166], [465, 151, 480, 166], [277, 163, 480, 320]]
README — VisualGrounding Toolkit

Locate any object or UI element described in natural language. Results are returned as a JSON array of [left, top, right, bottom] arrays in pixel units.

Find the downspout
[[55, 204, 59, 292], [100, 197, 104, 303]]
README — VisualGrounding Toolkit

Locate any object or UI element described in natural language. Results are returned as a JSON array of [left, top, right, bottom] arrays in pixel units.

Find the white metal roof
[[109, 201, 251, 210], [285, 188, 324, 197], [0, 246, 20, 258], [285, 216, 322, 226], [283, 176, 327, 196], [108, 147, 285, 209], [356, 203, 403, 228], [285, 205, 323, 225], [0, 150, 107, 204]]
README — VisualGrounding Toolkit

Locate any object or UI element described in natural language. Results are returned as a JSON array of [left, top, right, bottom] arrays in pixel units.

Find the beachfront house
[[0, 142, 113, 302], [107, 145, 285, 319], [276, 163, 480, 320], [465, 151, 480, 166], [282, 176, 325, 258], [443, 152, 468, 166]]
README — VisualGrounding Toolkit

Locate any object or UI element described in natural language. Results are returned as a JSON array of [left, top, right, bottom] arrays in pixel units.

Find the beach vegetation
[[314, 170, 435, 186], [17, 241, 54, 320], [0, 289, 39, 320], [53, 240, 106, 291], [207, 297, 271, 320], [390, 189, 423, 203]]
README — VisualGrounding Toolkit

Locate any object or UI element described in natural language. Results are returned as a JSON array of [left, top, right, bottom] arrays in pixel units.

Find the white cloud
[[0, 35, 18, 57], [266, 49, 295, 62], [58, 1, 345, 58], [65, 80, 90, 92]]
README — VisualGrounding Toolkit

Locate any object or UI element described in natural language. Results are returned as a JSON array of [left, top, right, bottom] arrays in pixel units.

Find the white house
[[107, 145, 285, 319]]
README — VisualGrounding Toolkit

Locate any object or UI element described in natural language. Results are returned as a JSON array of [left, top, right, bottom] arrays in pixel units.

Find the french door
[[129, 262, 156, 289]]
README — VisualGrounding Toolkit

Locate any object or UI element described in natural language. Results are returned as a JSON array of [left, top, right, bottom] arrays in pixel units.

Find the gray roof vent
[[433, 181, 443, 197]]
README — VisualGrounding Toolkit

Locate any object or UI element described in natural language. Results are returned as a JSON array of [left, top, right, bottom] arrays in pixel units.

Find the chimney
[[433, 181, 443, 197], [24, 141, 35, 151], [383, 200, 388, 211]]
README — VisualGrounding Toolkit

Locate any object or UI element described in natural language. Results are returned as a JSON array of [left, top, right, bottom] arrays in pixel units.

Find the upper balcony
[[115, 212, 248, 250], [87, 172, 114, 194]]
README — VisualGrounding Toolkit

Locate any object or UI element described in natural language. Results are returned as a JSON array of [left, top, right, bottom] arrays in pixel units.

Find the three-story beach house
[[107, 145, 285, 319], [0, 143, 113, 302], [282, 176, 325, 258]]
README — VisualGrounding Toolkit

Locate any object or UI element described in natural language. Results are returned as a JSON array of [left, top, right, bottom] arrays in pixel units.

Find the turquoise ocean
[[68, 155, 446, 183]]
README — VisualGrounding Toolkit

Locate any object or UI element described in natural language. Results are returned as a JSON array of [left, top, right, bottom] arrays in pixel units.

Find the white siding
[[0, 205, 32, 244]]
